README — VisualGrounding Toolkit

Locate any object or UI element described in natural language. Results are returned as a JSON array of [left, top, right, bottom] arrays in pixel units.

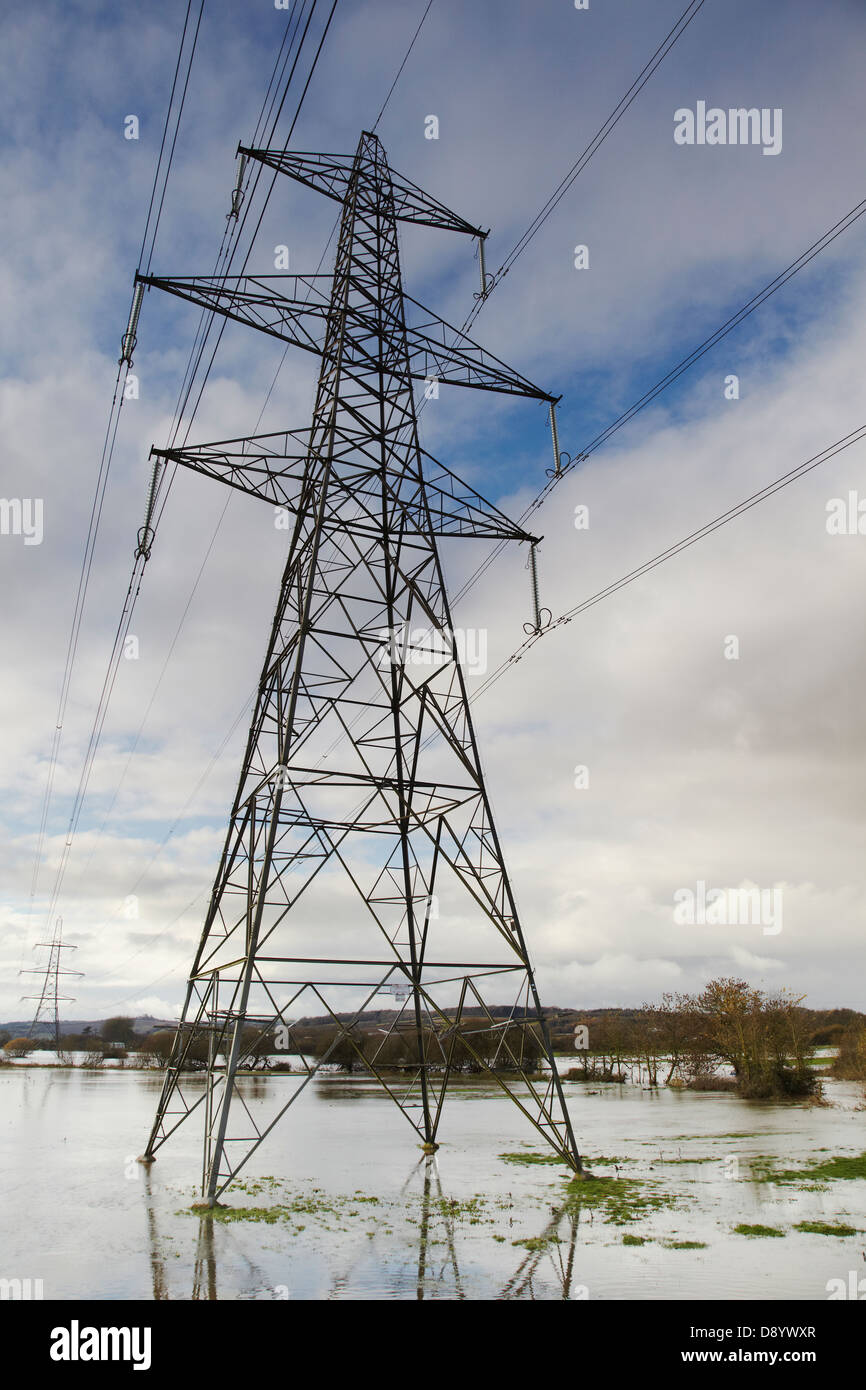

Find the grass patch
[[565, 1174, 681, 1226], [659, 1156, 717, 1165], [793, 1152, 866, 1181], [664, 1240, 707, 1249], [752, 1150, 866, 1186], [192, 1203, 294, 1225], [622, 1233, 649, 1246], [793, 1221, 860, 1237], [499, 1151, 568, 1166], [181, 1176, 389, 1230], [661, 1132, 761, 1142], [733, 1223, 786, 1238], [512, 1235, 560, 1251]]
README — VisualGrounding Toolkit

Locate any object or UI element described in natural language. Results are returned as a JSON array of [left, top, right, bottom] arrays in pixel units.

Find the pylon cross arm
[[150, 441, 309, 511], [137, 273, 554, 402], [239, 145, 485, 239], [149, 432, 538, 543]]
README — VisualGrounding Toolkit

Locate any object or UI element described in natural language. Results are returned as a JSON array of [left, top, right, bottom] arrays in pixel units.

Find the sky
[[1, 0, 865, 1023]]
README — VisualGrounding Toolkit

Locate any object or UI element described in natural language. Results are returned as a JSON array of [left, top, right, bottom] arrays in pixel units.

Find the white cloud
[[3, 0, 865, 1020]]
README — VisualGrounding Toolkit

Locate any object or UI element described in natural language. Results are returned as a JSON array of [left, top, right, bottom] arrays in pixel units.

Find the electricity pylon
[[138, 131, 582, 1204], [20, 916, 82, 1050]]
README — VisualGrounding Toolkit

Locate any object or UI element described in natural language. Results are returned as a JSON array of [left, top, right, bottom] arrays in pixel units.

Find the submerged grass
[[499, 1150, 629, 1168], [662, 1132, 763, 1142], [181, 1176, 389, 1231], [182, 1174, 518, 1236], [733, 1223, 786, 1238], [658, 1156, 717, 1165], [793, 1220, 860, 1237], [564, 1173, 681, 1226], [752, 1150, 866, 1186], [499, 1151, 568, 1167], [177, 1139, 862, 1258]]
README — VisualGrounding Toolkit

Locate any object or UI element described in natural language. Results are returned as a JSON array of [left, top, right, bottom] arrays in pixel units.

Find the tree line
[[4, 981, 865, 1101], [562, 978, 859, 1098]]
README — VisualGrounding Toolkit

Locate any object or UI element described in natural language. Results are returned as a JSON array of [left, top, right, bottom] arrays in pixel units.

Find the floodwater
[[2, 1065, 864, 1300]]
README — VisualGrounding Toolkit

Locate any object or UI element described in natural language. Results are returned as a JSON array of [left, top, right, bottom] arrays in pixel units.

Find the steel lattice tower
[[138, 131, 582, 1203], [21, 916, 82, 1051]]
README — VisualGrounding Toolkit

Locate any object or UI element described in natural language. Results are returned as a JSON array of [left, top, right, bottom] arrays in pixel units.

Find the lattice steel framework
[[20, 916, 82, 1051], [140, 131, 582, 1203]]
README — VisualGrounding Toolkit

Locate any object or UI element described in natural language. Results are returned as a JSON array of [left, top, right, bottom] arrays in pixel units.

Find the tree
[[831, 1025, 866, 1081], [102, 1016, 137, 1047], [315, 1027, 366, 1072], [140, 1031, 175, 1066], [639, 994, 701, 1085], [239, 1027, 275, 1068], [678, 978, 817, 1098], [140, 1028, 208, 1069]]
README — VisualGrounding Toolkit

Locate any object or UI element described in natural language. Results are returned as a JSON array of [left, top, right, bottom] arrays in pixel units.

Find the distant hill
[[0, 1015, 177, 1039], [3, 1003, 862, 1047]]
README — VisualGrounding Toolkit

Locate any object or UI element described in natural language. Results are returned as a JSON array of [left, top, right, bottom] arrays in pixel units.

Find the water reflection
[[192, 1216, 216, 1302], [498, 1201, 582, 1301], [415, 1159, 464, 1301], [140, 1149, 589, 1300], [324, 1156, 465, 1300], [8, 1064, 854, 1301]]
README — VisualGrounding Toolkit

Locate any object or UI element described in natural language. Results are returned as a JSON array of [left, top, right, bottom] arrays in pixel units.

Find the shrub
[[832, 1027, 866, 1081]]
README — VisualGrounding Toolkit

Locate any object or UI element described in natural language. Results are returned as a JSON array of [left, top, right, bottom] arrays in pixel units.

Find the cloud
[[3, 0, 865, 1019]]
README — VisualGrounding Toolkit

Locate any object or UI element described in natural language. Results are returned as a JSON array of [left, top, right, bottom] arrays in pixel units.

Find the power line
[[82, 14, 862, 1014], [470, 423, 866, 701], [372, 0, 435, 132], [77, 488, 235, 880], [82, 1, 450, 959], [107, 418, 864, 1006], [27, 5, 206, 921], [93, 687, 256, 977], [108, 0, 720, 929], [464, 0, 709, 328], [29, 370, 124, 910], [41, 555, 148, 933], [150, 0, 338, 533], [411, 0, 713, 567], [449, 188, 866, 611], [36, 1, 341, 937], [252, 0, 304, 148], [136, 0, 196, 272], [158, 0, 318, 458], [573, 199, 866, 461], [141, 1, 206, 278]]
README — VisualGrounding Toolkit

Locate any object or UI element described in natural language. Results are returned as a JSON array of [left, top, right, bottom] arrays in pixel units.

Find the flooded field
[[2, 1066, 864, 1300]]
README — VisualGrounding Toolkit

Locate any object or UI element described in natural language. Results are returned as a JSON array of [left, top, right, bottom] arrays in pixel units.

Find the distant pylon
[[20, 916, 83, 1050], [138, 130, 582, 1203]]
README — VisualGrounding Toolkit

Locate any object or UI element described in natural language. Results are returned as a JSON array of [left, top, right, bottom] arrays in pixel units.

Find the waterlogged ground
[[2, 1066, 864, 1299]]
